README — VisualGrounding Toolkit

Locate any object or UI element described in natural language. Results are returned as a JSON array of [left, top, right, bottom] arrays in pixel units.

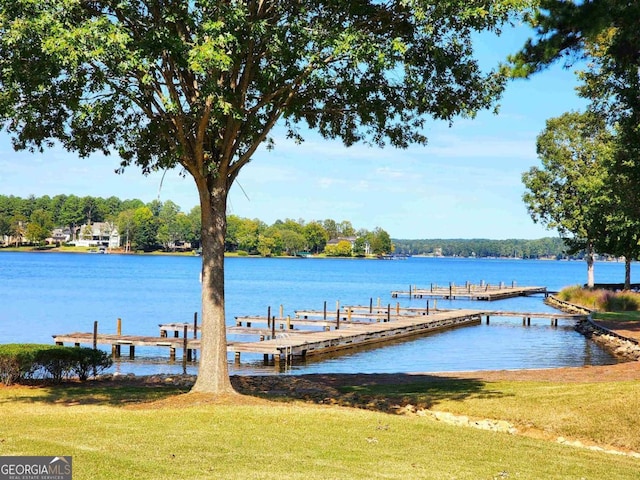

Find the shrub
[[72, 348, 113, 381], [0, 344, 113, 385], [0, 344, 42, 385], [34, 346, 77, 383]]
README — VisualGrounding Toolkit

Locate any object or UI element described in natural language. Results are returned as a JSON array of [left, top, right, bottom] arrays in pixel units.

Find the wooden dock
[[53, 308, 484, 364], [52, 284, 568, 367], [391, 282, 547, 301], [53, 331, 201, 361], [228, 309, 484, 362]]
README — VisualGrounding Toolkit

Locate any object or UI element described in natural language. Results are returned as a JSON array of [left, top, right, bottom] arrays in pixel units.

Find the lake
[[0, 252, 632, 376]]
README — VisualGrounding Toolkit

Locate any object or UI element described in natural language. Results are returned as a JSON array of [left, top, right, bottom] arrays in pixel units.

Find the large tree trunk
[[625, 257, 632, 290], [585, 242, 595, 288], [190, 182, 235, 394]]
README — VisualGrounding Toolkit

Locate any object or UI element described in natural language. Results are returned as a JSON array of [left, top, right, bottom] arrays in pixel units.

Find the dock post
[[449, 283, 452, 299], [287, 315, 291, 329], [324, 301, 327, 320], [369, 298, 373, 314], [129, 346, 135, 359], [396, 302, 400, 315], [486, 315, 490, 325], [387, 304, 391, 323], [267, 306, 271, 329], [182, 325, 188, 366], [426, 300, 429, 315], [235, 352, 241, 363], [336, 309, 340, 330], [93, 321, 98, 350], [271, 315, 275, 338], [193, 312, 198, 339], [117, 318, 122, 336], [169, 347, 176, 361], [409, 285, 412, 298]]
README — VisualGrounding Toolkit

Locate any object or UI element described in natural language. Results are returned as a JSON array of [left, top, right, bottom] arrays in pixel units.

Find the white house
[[73, 222, 120, 248]]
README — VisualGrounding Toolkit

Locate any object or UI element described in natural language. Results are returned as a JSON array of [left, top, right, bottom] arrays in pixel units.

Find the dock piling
[[182, 325, 188, 366], [193, 312, 198, 339]]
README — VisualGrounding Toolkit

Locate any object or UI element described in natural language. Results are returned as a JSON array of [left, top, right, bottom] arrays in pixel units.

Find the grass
[[341, 379, 640, 451], [593, 310, 640, 322], [1, 381, 639, 479]]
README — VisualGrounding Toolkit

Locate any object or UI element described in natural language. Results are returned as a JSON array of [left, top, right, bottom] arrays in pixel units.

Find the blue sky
[[0, 21, 586, 240]]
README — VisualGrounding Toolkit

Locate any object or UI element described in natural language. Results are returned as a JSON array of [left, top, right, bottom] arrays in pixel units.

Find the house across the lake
[[72, 222, 120, 248]]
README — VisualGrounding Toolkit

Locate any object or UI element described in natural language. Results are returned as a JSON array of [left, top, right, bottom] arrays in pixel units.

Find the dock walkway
[[391, 282, 547, 301], [53, 309, 483, 363], [228, 309, 483, 361]]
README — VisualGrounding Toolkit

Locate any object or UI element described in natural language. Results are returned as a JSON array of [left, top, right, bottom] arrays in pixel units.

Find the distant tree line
[[392, 237, 575, 259], [0, 194, 201, 251], [0, 194, 392, 256]]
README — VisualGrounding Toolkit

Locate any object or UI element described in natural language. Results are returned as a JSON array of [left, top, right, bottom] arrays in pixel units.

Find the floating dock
[[391, 282, 547, 301]]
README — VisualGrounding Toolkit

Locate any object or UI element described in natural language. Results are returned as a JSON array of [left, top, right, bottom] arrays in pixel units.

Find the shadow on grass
[[232, 373, 509, 413], [2, 373, 508, 413], [0, 380, 188, 406]]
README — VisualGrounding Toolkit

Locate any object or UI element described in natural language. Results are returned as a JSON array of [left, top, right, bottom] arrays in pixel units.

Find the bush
[[72, 348, 113, 381], [557, 286, 640, 312], [0, 344, 112, 385], [0, 344, 41, 386]]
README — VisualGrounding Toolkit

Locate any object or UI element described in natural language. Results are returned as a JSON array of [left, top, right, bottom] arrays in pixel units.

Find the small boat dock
[[51, 283, 560, 367], [53, 307, 483, 364], [391, 282, 547, 301], [228, 308, 483, 362]]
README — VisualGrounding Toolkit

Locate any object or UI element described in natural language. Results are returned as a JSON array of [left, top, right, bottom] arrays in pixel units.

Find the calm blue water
[[0, 252, 630, 376]]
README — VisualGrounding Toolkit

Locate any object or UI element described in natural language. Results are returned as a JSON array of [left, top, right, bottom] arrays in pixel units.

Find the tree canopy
[[521, 111, 613, 287], [0, 0, 529, 393], [511, 2, 640, 288]]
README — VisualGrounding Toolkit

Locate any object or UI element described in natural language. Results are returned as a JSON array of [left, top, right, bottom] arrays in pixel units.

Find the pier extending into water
[[53, 307, 484, 365], [52, 284, 571, 366], [391, 282, 547, 301]]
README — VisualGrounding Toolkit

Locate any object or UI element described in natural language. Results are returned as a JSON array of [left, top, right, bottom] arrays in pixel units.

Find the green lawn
[[593, 311, 640, 322], [1, 382, 639, 480]]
